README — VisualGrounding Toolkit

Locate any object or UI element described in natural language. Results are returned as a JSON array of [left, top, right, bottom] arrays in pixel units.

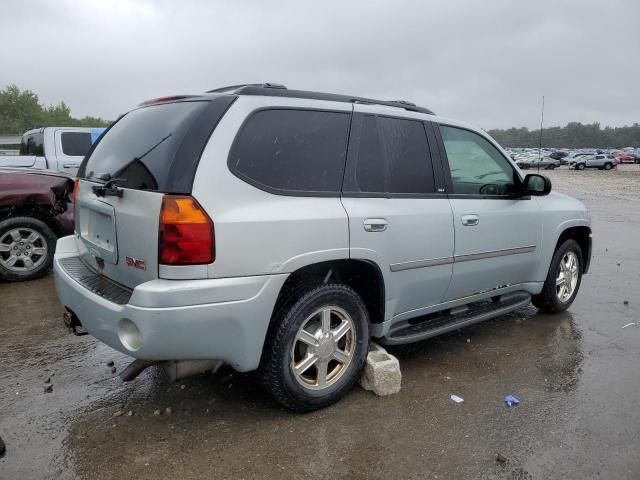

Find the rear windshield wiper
[[92, 178, 127, 198], [88, 133, 173, 185]]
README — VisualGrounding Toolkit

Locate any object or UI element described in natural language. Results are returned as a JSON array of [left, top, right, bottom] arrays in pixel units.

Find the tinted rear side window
[[19, 133, 44, 156], [344, 115, 435, 195], [61, 132, 92, 156], [228, 109, 351, 195], [82, 101, 211, 192]]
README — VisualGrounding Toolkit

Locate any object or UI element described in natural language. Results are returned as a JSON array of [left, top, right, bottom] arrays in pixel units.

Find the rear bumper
[[53, 235, 288, 372]]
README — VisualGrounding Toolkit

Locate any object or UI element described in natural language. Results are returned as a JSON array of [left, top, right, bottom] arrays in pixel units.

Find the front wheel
[[259, 284, 370, 412], [576, 163, 585, 170], [604, 163, 612, 170], [532, 239, 583, 313]]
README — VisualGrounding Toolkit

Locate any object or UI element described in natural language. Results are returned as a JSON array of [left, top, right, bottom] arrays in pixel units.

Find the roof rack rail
[[206, 83, 287, 93], [205, 84, 434, 115]]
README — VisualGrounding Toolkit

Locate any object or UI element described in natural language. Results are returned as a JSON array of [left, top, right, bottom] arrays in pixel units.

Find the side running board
[[381, 292, 531, 346]]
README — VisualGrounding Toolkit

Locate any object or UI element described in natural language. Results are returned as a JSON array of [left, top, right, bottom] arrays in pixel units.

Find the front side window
[[229, 109, 350, 194], [439, 125, 516, 196], [344, 115, 435, 195], [61, 132, 92, 157]]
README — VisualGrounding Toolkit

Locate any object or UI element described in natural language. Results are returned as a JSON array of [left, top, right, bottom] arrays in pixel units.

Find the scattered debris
[[44, 377, 50, 383], [180, 385, 186, 390], [107, 360, 115, 367], [110, 366, 117, 374], [126, 410, 133, 416], [495, 453, 508, 464], [153, 409, 161, 416], [450, 394, 464, 404], [165, 407, 173, 415], [43, 382, 53, 393], [621, 322, 635, 329], [623, 300, 629, 305], [113, 410, 123, 417], [466, 338, 471, 343], [504, 394, 520, 407], [617, 263, 620, 267]]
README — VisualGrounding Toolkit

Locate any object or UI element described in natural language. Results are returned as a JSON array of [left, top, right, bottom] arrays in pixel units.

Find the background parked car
[[615, 153, 636, 164], [0, 168, 74, 281], [516, 156, 561, 169], [549, 150, 568, 161], [0, 127, 105, 176], [569, 154, 617, 170]]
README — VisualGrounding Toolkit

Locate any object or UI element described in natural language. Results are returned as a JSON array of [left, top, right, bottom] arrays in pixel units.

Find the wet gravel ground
[[1, 165, 639, 480]]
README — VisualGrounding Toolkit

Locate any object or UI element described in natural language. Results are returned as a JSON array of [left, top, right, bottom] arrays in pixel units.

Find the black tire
[[532, 239, 583, 313], [576, 163, 585, 170], [604, 163, 612, 170], [0, 217, 57, 282], [259, 284, 370, 412]]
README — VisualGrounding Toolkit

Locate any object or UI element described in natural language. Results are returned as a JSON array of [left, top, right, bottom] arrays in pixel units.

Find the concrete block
[[359, 343, 401, 396]]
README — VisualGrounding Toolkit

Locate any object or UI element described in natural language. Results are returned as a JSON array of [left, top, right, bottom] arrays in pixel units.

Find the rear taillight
[[158, 195, 214, 265], [72, 177, 79, 202]]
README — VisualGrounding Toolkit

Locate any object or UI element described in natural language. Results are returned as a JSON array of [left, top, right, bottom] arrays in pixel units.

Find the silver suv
[[54, 84, 592, 411], [569, 153, 617, 170]]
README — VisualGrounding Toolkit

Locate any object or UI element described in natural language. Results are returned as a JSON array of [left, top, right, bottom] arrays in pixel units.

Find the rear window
[[228, 109, 350, 195], [61, 132, 92, 156], [82, 101, 211, 192]]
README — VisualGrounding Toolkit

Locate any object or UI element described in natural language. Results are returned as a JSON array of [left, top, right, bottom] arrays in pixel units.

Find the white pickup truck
[[0, 127, 106, 176]]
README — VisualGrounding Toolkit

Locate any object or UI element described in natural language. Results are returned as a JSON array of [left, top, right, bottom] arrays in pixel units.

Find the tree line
[[488, 122, 640, 149], [0, 84, 111, 134]]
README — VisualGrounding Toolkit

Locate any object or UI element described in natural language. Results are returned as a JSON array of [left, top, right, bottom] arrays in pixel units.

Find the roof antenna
[[538, 95, 545, 172]]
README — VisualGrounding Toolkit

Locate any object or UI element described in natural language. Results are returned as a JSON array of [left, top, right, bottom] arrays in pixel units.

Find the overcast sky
[[1, 0, 638, 129]]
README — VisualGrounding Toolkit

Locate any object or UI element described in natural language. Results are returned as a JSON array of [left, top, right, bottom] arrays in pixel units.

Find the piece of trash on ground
[[495, 453, 508, 463], [450, 394, 464, 404], [621, 322, 635, 329], [504, 394, 520, 407]]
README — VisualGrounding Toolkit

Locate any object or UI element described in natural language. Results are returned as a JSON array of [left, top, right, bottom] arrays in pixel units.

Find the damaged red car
[[0, 168, 75, 281]]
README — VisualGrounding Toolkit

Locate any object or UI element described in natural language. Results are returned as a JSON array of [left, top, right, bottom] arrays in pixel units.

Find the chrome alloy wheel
[[556, 251, 579, 303], [290, 306, 356, 391], [0, 228, 48, 272]]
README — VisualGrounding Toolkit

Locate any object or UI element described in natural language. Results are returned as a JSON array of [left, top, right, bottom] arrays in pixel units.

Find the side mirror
[[522, 174, 551, 196]]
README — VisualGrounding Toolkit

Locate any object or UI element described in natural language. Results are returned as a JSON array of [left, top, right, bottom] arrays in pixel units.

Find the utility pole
[[538, 96, 545, 172]]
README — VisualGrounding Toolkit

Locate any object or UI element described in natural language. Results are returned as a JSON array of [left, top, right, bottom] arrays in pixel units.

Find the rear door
[[75, 97, 234, 289], [341, 107, 454, 318], [54, 129, 94, 175], [591, 155, 605, 167], [435, 124, 542, 301]]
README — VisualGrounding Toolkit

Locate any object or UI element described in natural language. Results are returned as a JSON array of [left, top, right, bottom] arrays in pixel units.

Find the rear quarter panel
[[192, 96, 352, 279]]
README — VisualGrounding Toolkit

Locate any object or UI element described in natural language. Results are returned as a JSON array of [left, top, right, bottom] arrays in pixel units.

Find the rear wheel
[[532, 239, 583, 313], [576, 163, 585, 170], [604, 162, 612, 170], [259, 284, 369, 412], [0, 217, 56, 282]]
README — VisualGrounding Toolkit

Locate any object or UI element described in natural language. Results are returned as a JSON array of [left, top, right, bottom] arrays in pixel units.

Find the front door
[[341, 107, 454, 319], [435, 124, 542, 301]]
